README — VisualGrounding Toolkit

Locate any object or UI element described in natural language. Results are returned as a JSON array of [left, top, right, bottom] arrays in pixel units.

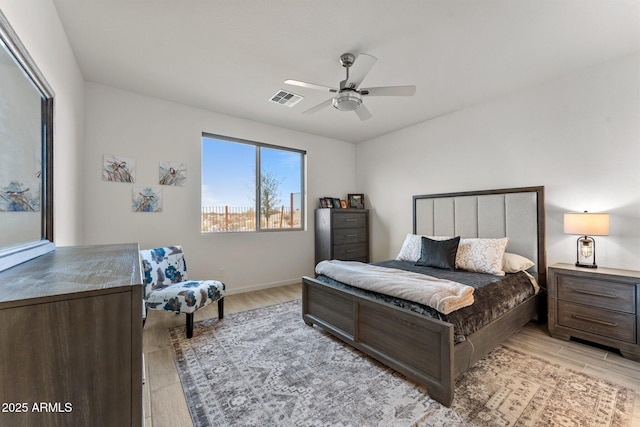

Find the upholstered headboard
[[413, 186, 546, 287]]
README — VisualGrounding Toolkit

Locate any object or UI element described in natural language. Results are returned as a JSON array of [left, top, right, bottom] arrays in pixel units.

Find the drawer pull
[[345, 249, 357, 253], [345, 234, 358, 237], [344, 219, 358, 222], [571, 314, 618, 327], [572, 289, 618, 299]]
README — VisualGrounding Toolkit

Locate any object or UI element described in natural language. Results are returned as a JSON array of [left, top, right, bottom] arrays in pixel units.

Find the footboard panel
[[302, 276, 455, 406], [304, 279, 354, 337]]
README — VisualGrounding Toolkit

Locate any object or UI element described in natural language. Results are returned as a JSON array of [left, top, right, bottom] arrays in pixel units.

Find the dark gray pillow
[[415, 236, 460, 270]]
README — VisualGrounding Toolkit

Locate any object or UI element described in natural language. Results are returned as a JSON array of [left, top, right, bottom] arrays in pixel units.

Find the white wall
[[0, 0, 85, 245], [357, 53, 640, 271], [83, 83, 356, 293]]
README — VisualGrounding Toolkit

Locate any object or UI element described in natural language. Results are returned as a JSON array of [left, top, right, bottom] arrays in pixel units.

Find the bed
[[302, 186, 546, 407]]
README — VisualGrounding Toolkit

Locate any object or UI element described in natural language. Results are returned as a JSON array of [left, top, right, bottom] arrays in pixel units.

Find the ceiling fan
[[284, 52, 416, 121]]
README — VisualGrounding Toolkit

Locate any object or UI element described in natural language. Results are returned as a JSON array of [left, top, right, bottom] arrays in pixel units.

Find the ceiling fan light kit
[[332, 90, 362, 111], [284, 52, 416, 120]]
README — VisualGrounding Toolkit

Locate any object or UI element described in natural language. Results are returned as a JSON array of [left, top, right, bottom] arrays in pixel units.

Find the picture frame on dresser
[[348, 193, 364, 209], [323, 197, 338, 208]]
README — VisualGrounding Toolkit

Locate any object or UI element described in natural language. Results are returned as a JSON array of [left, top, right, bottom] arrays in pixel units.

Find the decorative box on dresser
[[548, 263, 640, 362], [315, 209, 369, 265], [0, 243, 143, 427]]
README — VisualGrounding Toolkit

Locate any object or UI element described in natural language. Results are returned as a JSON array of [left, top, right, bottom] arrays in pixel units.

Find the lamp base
[[576, 262, 598, 269]]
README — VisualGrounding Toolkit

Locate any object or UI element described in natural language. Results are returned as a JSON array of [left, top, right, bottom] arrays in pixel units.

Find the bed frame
[[302, 186, 546, 407]]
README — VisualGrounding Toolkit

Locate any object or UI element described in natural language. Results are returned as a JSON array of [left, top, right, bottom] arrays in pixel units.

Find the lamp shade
[[564, 212, 610, 236]]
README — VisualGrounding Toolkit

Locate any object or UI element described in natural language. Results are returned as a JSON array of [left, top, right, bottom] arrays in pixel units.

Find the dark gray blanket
[[315, 260, 537, 343]]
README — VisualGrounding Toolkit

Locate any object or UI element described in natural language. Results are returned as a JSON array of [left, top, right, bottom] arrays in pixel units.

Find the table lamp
[[563, 211, 609, 268]]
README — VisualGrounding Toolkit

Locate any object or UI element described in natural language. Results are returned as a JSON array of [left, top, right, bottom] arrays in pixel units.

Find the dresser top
[[0, 243, 142, 305], [550, 263, 640, 280]]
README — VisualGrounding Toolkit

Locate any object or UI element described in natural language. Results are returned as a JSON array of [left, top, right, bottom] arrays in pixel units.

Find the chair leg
[[218, 298, 224, 319], [186, 312, 194, 339]]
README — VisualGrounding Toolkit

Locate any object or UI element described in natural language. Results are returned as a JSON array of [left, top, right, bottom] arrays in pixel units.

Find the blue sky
[[201, 136, 302, 209]]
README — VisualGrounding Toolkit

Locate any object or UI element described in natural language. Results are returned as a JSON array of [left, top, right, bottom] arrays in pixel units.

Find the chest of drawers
[[315, 209, 369, 265], [0, 244, 143, 426], [548, 263, 640, 361]]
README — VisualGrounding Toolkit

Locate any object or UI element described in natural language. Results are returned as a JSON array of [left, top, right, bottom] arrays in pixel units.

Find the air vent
[[269, 90, 303, 108]]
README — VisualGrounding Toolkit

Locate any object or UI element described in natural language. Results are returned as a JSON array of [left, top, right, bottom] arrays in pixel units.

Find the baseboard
[[224, 278, 302, 296]]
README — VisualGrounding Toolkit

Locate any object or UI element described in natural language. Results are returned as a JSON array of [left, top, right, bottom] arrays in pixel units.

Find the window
[[201, 134, 305, 233]]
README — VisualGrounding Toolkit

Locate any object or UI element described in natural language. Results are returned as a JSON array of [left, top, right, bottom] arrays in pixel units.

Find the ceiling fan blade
[[303, 98, 333, 115], [354, 104, 372, 121], [345, 53, 377, 89], [285, 79, 337, 93], [361, 85, 416, 96]]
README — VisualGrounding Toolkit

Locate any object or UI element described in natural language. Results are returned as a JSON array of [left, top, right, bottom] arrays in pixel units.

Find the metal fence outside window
[[202, 192, 302, 232]]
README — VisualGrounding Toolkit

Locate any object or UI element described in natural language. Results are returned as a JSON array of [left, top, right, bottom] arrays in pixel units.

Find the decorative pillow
[[456, 238, 509, 276], [503, 252, 535, 273], [415, 236, 460, 270], [396, 234, 452, 262]]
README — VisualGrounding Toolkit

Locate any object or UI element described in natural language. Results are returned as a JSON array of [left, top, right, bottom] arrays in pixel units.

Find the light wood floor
[[143, 283, 640, 427]]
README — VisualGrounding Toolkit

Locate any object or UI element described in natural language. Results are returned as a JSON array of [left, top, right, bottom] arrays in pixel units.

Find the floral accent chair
[[140, 246, 225, 338]]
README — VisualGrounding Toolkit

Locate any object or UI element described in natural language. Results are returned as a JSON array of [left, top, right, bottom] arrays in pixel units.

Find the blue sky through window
[[201, 136, 302, 210]]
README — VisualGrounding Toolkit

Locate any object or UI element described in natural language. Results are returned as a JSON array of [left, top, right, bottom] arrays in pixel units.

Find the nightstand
[[548, 263, 640, 361]]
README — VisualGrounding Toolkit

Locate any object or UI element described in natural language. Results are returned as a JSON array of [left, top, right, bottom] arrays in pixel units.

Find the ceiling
[[52, 0, 639, 143]]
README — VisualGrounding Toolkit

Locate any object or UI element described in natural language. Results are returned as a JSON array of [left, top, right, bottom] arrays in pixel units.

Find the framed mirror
[[0, 10, 54, 272]]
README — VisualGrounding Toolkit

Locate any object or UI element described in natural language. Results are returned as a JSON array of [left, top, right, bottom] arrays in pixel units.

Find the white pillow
[[456, 238, 509, 276], [503, 252, 535, 273], [396, 234, 451, 262]]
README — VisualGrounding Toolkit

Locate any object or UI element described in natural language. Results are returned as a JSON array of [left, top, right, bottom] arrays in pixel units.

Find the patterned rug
[[168, 300, 634, 427]]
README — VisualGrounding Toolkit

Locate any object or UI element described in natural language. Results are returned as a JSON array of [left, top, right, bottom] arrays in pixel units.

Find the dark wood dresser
[[315, 208, 369, 265], [548, 263, 640, 361], [0, 243, 143, 426]]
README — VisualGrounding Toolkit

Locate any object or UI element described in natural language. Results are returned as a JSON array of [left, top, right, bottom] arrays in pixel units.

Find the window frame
[[201, 132, 306, 233]]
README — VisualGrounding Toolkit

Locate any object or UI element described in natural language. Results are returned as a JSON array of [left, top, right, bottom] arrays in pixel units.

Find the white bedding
[[315, 260, 475, 315]]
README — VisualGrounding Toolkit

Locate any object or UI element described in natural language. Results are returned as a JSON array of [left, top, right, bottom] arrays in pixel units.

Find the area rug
[[168, 300, 634, 427]]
